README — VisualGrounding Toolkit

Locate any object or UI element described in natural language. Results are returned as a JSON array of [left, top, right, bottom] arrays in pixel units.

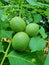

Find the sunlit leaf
[[39, 27, 47, 38], [26, 0, 37, 6], [34, 14, 42, 23], [4, 0, 9, 2], [29, 37, 46, 52], [1, 15, 8, 21]]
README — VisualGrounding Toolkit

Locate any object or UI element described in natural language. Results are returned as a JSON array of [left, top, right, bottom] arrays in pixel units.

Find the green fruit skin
[[10, 17, 26, 32], [12, 32, 30, 51], [25, 23, 39, 37]]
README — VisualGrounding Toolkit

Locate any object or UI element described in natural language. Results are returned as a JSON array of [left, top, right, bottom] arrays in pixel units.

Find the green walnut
[[12, 32, 30, 51], [10, 17, 26, 32], [25, 23, 39, 37]]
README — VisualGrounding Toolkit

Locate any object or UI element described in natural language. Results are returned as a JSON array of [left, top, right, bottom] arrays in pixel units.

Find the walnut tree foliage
[[0, 0, 49, 65]]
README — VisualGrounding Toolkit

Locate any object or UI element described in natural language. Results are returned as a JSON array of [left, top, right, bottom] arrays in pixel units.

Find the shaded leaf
[[0, 10, 3, 18], [0, 21, 9, 29], [0, 2, 2, 6], [0, 10, 8, 21], [44, 53, 49, 65], [45, 0, 49, 3], [0, 30, 13, 39], [0, 42, 4, 52], [8, 51, 35, 65]]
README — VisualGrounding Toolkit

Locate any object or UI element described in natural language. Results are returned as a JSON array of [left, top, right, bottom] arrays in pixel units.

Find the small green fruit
[[10, 17, 26, 32], [12, 32, 30, 51], [25, 23, 39, 37]]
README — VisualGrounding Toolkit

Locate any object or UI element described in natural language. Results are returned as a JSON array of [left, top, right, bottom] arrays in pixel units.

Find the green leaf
[[29, 37, 46, 52], [26, 0, 37, 6], [44, 53, 49, 65], [39, 27, 47, 38], [0, 30, 13, 39], [34, 14, 42, 23], [1, 15, 8, 21], [0, 10, 3, 18], [0, 21, 9, 30], [0, 2, 2, 6], [0, 42, 4, 52], [0, 10, 8, 21], [44, 8, 49, 20], [8, 51, 35, 65], [4, 0, 9, 2], [45, 0, 49, 3], [26, 0, 49, 7]]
